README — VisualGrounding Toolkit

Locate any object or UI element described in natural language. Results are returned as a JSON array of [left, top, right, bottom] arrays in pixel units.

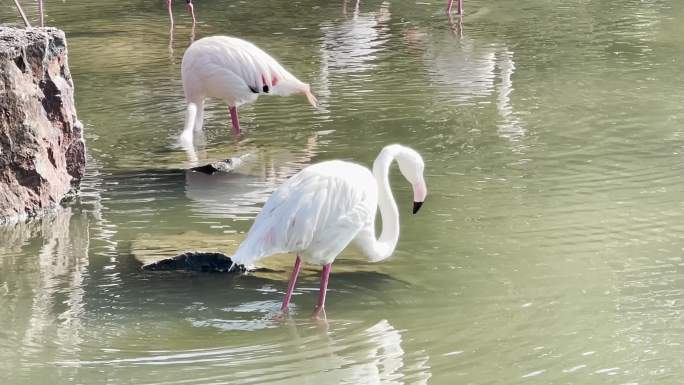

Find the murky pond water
[[3, 0, 684, 383]]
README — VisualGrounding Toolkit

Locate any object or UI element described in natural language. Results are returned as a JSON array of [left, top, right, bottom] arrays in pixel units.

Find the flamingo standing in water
[[180, 36, 317, 144], [167, 0, 196, 25], [229, 144, 427, 317]]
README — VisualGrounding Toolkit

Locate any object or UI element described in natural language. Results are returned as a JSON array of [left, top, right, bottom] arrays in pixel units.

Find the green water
[[2, 0, 684, 383]]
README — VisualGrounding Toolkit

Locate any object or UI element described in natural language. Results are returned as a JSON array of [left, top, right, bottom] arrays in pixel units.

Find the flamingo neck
[[367, 147, 400, 260]]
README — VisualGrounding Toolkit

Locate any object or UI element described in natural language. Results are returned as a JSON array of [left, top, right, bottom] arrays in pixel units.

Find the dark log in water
[[142, 252, 246, 273]]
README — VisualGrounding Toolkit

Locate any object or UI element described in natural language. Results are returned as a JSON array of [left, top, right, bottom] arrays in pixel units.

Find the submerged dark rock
[[142, 251, 246, 273], [0, 26, 85, 224], [190, 160, 236, 175], [190, 154, 251, 175]]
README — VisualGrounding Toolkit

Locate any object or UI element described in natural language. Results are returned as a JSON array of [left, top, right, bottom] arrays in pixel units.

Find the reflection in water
[[447, 14, 463, 38], [184, 135, 319, 219], [405, 25, 526, 147], [55, 318, 431, 385], [168, 22, 196, 62], [494, 49, 525, 142], [282, 319, 431, 384], [0, 207, 90, 381], [315, 1, 391, 112], [319, 1, 391, 74], [342, 0, 361, 17]]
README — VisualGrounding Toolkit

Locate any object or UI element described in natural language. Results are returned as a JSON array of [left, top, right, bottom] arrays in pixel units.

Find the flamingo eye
[[263, 85, 270, 93]]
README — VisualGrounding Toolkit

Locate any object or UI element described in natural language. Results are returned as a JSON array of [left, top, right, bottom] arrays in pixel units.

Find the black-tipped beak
[[413, 201, 423, 214]]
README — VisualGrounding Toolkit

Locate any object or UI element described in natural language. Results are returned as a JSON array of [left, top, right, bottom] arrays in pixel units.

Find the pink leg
[[446, 0, 462, 15], [313, 263, 332, 317], [187, 1, 196, 24], [229, 106, 241, 134], [38, 0, 44, 27], [281, 256, 302, 311], [13, 0, 31, 27], [166, 0, 174, 25]]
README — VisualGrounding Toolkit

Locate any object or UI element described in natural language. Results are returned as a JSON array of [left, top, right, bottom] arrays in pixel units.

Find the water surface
[[2, 0, 684, 384]]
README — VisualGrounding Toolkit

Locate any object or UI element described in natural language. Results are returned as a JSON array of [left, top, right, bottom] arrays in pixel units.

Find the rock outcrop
[[142, 251, 246, 273], [0, 26, 85, 224]]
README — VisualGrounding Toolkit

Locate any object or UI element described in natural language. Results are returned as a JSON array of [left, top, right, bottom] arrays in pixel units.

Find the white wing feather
[[231, 161, 375, 268]]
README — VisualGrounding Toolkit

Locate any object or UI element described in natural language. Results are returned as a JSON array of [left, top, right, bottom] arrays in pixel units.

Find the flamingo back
[[230, 161, 377, 268], [182, 36, 310, 106]]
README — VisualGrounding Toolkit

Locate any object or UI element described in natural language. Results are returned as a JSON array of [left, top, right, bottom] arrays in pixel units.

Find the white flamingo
[[180, 36, 318, 144], [229, 144, 427, 317]]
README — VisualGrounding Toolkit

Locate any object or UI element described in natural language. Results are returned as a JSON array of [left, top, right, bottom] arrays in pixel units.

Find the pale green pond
[[2, 0, 684, 384]]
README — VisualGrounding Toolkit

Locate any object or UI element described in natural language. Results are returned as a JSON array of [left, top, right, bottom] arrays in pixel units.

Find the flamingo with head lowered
[[179, 36, 317, 144], [228, 144, 427, 318]]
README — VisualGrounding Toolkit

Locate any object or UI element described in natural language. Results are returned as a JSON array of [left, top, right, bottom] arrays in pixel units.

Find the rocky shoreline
[[0, 26, 85, 224]]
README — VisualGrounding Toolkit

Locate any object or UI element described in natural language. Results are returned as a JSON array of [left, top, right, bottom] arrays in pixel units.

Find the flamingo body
[[230, 144, 427, 315], [232, 160, 377, 267], [180, 36, 316, 142]]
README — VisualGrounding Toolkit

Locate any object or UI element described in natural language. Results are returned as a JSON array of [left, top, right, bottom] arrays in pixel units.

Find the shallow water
[[3, 0, 684, 384]]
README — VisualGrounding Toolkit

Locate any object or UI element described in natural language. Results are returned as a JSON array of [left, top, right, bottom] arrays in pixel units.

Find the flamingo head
[[267, 75, 318, 108], [395, 146, 427, 214]]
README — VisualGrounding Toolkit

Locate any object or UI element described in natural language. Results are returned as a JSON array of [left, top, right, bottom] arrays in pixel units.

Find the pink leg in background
[[229, 106, 241, 134], [281, 256, 302, 311], [38, 0, 44, 27], [313, 263, 332, 318], [446, 0, 462, 15], [13, 0, 31, 27], [187, 1, 196, 24], [166, 0, 174, 25]]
